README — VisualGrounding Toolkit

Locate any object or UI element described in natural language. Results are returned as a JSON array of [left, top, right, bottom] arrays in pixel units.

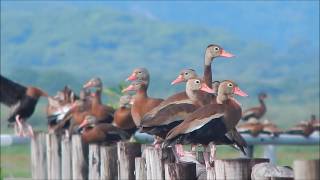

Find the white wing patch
[[184, 113, 224, 134]]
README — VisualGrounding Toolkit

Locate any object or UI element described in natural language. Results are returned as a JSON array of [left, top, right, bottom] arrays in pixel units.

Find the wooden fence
[[30, 132, 319, 180]]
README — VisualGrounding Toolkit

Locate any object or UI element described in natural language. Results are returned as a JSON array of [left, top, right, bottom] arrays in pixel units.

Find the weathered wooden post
[[117, 142, 141, 180], [100, 145, 118, 180], [144, 146, 175, 180], [214, 158, 269, 180], [145, 147, 164, 180], [135, 157, 146, 180], [31, 132, 47, 179], [72, 135, 88, 180], [293, 159, 320, 180], [164, 162, 196, 180], [206, 167, 215, 180], [61, 135, 72, 179], [88, 144, 100, 179], [46, 133, 61, 179]]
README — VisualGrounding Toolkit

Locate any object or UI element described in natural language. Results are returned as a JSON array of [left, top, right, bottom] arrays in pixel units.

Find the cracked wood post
[[117, 142, 141, 180], [61, 135, 72, 179], [31, 132, 47, 179], [100, 145, 118, 180], [144, 146, 175, 180], [89, 144, 100, 179], [46, 133, 61, 179], [214, 158, 269, 180], [135, 157, 146, 180], [72, 135, 88, 180], [165, 162, 196, 180], [293, 159, 320, 180]]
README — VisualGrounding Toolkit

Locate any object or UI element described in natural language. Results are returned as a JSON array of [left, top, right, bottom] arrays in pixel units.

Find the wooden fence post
[[100, 145, 118, 180], [89, 144, 100, 179], [46, 133, 61, 179], [31, 132, 47, 179], [214, 158, 266, 180], [293, 159, 320, 180], [144, 146, 175, 180], [117, 142, 141, 180], [164, 162, 196, 180], [72, 135, 88, 180], [135, 157, 146, 180], [206, 167, 215, 180], [61, 135, 72, 179]]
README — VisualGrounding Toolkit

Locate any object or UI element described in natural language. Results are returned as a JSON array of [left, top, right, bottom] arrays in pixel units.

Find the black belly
[[8, 96, 38, 122], [167, 118, 231, 146], [141, 120, 183, 139]]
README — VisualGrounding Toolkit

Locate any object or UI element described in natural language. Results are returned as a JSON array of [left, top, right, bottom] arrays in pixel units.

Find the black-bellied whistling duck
[[286, 121, 314, 137], [140, 78, 214, 139], [47, 86, 79, 128], [261, 119, 282, 136], [0, 75, 48, 137], [78, 115, 130, 144], [242, 92, 267, 121], [122, 80, 163, 126], [143, 69, 199, 121], [82, 77, 114, 123], [164, 80, 248, 168], [113, 95, 137, 136], [237, 119, 264, 137], [202, 44, 234, 88], [126, 67, 150, 87], [309, 114, 320, 132]]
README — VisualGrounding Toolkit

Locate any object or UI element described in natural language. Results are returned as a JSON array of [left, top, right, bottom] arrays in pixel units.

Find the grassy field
[[0, 141, 319, 178]]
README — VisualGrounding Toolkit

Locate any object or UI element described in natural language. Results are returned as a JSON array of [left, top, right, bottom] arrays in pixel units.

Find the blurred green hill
[[1, 5, 319, 128]]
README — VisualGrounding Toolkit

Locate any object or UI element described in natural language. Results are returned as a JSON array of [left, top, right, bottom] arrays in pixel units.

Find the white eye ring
[[195, 80, 200, 84], [214, 47, 219, 51], [227, 83, 233, 87], [138, 72, 142, 74], [185, 72, 189, 75]]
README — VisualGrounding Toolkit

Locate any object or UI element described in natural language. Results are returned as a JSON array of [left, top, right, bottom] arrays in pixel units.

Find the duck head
[[122, 80, 148, 93], [204, 44, 234, 65], [171, 69, 198, 85], [217, 80, 248, 104]]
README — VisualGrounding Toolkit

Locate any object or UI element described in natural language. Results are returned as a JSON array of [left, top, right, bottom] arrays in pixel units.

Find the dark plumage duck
[[78, 115, 130, 144], [122, 80, 163, 126], [237, 119, 264, 137], [164, 80, 248, 168], [286, 121, 314, 137], [140, 78, 214, 139], [0, 75, 48, 137], [261, 119, 282, 136], [113, 95, 137, 136], [242, 92, 267, 121]]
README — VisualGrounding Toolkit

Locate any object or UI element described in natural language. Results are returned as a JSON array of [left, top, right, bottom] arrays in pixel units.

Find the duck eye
[[195, 80, 200, 84], [227, 83, 233, 87], [138, 72, 142, 74], [214, 47, 219, 51], [184, 72, 189, 75]]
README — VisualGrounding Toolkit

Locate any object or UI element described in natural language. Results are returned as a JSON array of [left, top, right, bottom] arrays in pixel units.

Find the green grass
[[1, 143, 319, 178], [1, 144, 31, 178]]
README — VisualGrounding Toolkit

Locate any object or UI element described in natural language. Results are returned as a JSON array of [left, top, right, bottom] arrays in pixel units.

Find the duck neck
[[259, 97, 266, 109], [216, 93, 229, 104], [186, 89, 199, 104], [204, 53, 213, 88], [136, 87, 148, 99]]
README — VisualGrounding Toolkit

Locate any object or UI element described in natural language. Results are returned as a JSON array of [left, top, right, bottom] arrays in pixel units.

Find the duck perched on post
[[78, 115, 130, 144], [140, 78, 215, 139], [0, 75, 48, 137], [113, 95, 137, 136], [242, 92, 267, 121], [164, 80, 248, 168], [122, 80, 163, 126]]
